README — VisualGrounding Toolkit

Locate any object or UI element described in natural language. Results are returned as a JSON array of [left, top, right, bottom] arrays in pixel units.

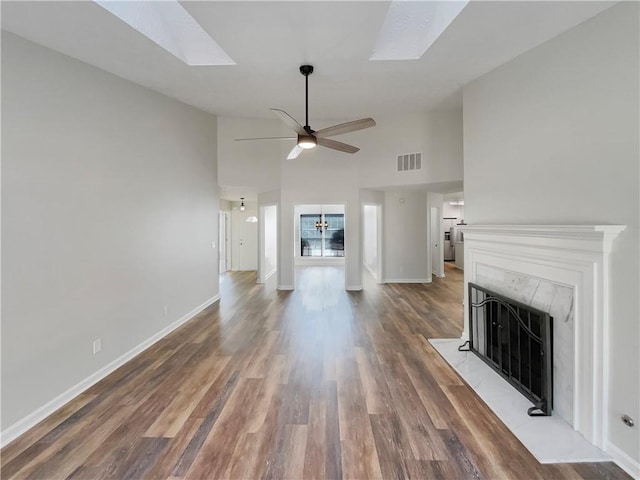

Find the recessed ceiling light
[[370, 0, 469, 61], [94, 1, 235, 66]]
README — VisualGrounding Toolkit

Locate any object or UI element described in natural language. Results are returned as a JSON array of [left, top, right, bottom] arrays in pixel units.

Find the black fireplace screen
[[466, 283, 553, 416]]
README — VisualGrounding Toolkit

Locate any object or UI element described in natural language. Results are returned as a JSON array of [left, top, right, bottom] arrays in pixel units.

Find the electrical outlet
[[92, 338, 102, 355], [163, 305, 168, 317], [211, 241, 216, 249]]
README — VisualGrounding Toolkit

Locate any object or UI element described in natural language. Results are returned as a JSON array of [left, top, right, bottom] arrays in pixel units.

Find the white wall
[[443, 193, 465, 222], [383, 190, 430, 282], [463, 3, 639, 467], [360, 188, 385, 206], [356, 110, 463, 189], [442, 203, 463, 220], [217, 117, 284, 193], [1, 34, 219, 431], [423, 110, 464, 185]]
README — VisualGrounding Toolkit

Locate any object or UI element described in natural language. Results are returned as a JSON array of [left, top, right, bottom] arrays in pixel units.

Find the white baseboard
[[346, 285, 363, 291], [383, 278, 432, 284], [0, 295, 220, 448], [606, 440, 640, 479], [278, 285, 294, 290]]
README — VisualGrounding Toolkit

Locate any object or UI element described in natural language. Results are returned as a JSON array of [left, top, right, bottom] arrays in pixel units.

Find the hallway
[[1, 267, 629, 479]]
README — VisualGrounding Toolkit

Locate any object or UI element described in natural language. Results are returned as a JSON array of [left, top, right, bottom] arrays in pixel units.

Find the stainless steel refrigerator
[[444, 227, 455, 261]]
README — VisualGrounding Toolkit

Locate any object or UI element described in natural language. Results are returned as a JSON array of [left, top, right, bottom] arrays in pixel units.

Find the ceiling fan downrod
[[300, 65, 314, 133]]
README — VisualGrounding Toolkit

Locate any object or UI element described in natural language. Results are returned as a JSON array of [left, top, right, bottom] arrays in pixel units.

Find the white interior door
[[232, 209, 258, 271]]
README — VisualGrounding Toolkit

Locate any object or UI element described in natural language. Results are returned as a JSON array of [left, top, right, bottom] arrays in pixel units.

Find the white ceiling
[[2, 1, 614, 122]]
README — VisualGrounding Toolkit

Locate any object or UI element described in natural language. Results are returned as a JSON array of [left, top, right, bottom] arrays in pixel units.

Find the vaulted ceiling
[[2, 1, 613, 121]]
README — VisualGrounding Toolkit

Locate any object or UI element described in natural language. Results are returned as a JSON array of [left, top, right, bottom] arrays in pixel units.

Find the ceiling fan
[[235, 65, 376, 160]]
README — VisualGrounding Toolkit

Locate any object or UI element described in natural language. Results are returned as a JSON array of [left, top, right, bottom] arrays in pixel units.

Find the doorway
[[258, 204, 278, 283], [363, 204, 382, 283], [293, 204, 346, 288], [231, 208, 258, 271], [294, 205, 345, 264]]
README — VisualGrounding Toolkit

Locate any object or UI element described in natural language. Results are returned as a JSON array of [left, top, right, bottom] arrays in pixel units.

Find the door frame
[[219, 211, 230, 273], [429, 205, 445, 278]]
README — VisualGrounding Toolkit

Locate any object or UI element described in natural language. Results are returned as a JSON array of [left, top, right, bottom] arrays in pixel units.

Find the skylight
[[94, 1, 235, 66], [370, 0, 469, 61]]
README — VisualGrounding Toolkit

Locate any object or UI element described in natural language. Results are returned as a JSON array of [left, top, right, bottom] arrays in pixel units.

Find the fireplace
[[466, 283, 553, 416], [460, 225, 625, 449]]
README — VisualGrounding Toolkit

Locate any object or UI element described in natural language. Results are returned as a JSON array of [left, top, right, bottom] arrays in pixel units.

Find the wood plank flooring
[[1, 264, 631, 479]]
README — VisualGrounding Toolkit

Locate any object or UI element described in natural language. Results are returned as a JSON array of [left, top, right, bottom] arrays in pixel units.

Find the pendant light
[[240, 197, 246, 212]]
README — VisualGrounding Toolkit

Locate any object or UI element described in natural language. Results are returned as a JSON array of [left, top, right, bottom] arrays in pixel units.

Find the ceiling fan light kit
[[236, 64, 376, 160], [298, 134, 317, 149]]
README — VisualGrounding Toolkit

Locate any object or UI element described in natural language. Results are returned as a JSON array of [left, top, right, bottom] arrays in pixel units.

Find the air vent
[[396, 152, 422, 172]]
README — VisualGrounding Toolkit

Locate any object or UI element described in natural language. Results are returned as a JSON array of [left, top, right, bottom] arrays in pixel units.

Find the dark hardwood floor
[[1, 264, 630, 479]]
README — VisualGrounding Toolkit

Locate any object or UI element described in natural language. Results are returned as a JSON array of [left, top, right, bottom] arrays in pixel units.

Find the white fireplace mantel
[[460, 224, 625, 450]]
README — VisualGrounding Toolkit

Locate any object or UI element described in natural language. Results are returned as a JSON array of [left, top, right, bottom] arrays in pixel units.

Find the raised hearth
[[430, 338, 610, 463]]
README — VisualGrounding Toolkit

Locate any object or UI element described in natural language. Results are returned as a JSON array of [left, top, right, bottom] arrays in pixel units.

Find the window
[[300, 213, 344, 257]]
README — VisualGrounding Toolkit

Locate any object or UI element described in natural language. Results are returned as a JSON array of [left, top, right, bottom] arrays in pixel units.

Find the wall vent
[[396, 152, 422, 172]]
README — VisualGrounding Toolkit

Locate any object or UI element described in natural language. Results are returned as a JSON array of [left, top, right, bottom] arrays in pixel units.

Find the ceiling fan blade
[[234, 136, 296, 141], [270, 108, 306, 135], [315, 118, 376, 138], [287, 144, 304, 160], [317, 137, 359, 154]]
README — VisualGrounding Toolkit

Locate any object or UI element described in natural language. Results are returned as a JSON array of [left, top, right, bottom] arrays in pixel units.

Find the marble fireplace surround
[[458, 225, 625, 451]]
